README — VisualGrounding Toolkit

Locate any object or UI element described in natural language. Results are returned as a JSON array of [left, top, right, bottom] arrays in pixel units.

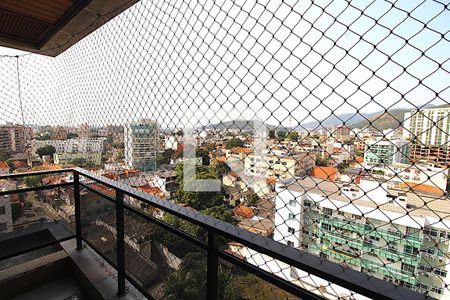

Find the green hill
[[350, 109, 409, 130]]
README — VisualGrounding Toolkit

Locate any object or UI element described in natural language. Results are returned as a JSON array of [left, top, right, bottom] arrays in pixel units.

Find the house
[[0, 161, 9, 175]]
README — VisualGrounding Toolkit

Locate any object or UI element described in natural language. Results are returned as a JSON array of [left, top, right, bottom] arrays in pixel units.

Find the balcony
[[0, 168, 431, 300]]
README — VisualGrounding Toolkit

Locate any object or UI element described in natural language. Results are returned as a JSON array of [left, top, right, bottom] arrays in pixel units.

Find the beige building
[[244, 153, 315, 180]]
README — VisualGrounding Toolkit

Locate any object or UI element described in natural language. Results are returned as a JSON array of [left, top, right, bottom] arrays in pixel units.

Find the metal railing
[[0, 168, 433, 300]]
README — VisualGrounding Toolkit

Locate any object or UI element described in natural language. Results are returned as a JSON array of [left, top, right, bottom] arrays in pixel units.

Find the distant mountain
[[298, 112, 380, 130], [349, 109, 410, 130], [203, 120, 276, 131]]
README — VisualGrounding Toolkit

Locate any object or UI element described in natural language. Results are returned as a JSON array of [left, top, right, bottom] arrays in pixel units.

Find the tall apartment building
[[403, 107, 450, 146], [364, 138, 409, 168], [0, 124, 33, 154], [403, 107, 450, 164], [272, 176, 450, 299], [125, 120, 159, 172]]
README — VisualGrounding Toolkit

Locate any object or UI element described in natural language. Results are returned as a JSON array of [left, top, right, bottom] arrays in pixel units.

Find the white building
[[403, 107, 450, 146], [125, 119, 159, 172], [267, 176, 450, 299], [370, 163, 448, 194], [32, 138, 104, 154]]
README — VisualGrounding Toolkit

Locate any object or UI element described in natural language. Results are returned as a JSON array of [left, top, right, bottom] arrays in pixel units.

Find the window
[[303, 201, 311, 207], [434, 268, 447, 277], [0, 206, 5, 215], [289, 200, 296, 207], [288, 213, 295, 220], [288, 227, 295, 234], [338, 211, 345, 216], [287, 241, 294, 247], [402, 263, 415, 273], [432, 287, 444, 295], [323, 208, 332, 216]]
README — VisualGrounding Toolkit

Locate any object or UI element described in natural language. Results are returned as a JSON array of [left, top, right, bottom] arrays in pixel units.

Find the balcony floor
[[10, 276, 86, 300]]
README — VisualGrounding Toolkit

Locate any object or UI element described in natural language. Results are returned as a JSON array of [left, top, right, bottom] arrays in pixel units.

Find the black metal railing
[[0, 168, 433, 300]]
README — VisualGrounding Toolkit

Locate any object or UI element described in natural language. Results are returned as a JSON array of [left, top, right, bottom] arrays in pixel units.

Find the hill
[[298, 112, 379, 130], [203, 120, 276, 131], [349, 109, 409, 130]]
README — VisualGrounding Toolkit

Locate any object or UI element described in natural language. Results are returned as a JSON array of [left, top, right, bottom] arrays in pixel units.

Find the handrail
[[0, 168, 434, 300]]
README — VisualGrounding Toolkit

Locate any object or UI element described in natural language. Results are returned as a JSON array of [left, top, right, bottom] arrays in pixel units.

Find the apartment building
[[364, 139, 409, 168], [370, 163, 449, 195], [125, 120, 159, 172], [244, 152, 315, 179], [403, 107, 450, 146], [0, 124, 33, 153], [32, 138, 104, 154], [272, 176, 450, 299], [54, 152, 102, 166]]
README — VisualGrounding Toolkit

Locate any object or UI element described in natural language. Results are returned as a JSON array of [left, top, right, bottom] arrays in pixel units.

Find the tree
[[315, 156, 329, 167], [36, 145, 56, 158], [163, 252, 240, 300], [276, 131, 286, 139], [175, 162, 224, 210], [196, 147, 210, 166], [67, 132, 79, 139], [0, 151, 10, 161], [23, 175, 45, 187], [34, 133, 51, 140], [286, 131, 299, 141], [210, 160, 231, 179], [247, 192, 260, 207], [268, 130, 276, 139], [225, 137, 244, 149], [156, 149, 175, 166]]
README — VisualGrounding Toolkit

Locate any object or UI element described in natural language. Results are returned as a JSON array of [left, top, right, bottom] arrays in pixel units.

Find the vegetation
[[315, 156, 329, 167], [276, 131, 286, 139], [247, 192, 260, 207], [210, 160, 231, 179], [67, 132, 79, 139], [349, 109, 408, 130], [70, 157, 95, 168], [36, 145, 56, 158], [163, 252, 240, 300], [156, 149, 175, 166], [286, 131, 299, 141], [23, 175, 45, 187], [268, 129, 276, 139], [0, 151, 10, 161], [225, 137, 244, 149], [34, 133, 51, 140]]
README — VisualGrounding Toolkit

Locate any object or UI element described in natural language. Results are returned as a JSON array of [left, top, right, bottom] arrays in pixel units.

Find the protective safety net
[[0, 0, 449, 299]]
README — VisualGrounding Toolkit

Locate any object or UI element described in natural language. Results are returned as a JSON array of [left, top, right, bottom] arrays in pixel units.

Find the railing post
[[116, 189, 126, 297], [74, 171, 82, 250], [207, 230, 218, 300]]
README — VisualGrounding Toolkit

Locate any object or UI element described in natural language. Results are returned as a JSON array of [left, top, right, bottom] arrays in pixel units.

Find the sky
[[0, 0, 449, 129]]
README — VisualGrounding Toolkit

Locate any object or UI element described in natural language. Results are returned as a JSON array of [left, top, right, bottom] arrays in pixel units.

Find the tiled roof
[[0, 161, 9, 170], [311, 166, 338, 181]]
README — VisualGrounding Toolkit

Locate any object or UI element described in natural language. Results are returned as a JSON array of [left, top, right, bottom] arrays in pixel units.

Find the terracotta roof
[[137, 185, 163, 195], [355, 157, 364, 163], [0, 161, 9, 170], [12, 160, 28, 169], [234, 205, 254, 218], [398, 182, 444, 195], [230, 147, 253, 154], [311, 166, 338, 181], [32, 163, 62, 171], [213, 156, 227, 162]]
